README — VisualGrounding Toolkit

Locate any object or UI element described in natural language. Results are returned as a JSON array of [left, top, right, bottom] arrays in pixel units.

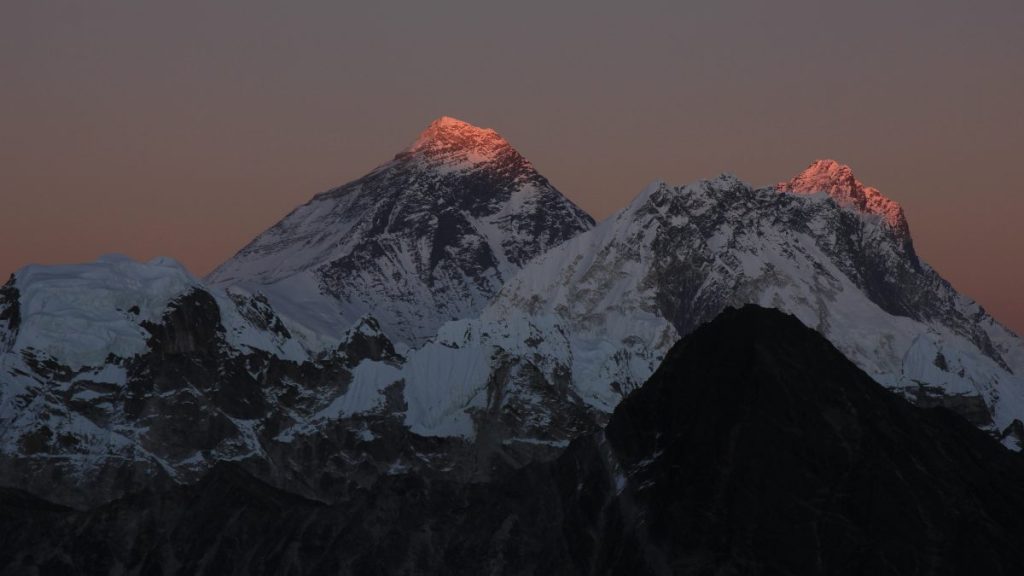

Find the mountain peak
[[777, 159, 908, 231], [403, 116, 514, 165], [780, 159, 863, 196], [425, 115, 483, 132]]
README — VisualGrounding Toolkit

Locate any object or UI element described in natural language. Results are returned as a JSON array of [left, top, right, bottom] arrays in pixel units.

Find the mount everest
[[1, 117, 1022, 509], [206, 116, 594, 346]]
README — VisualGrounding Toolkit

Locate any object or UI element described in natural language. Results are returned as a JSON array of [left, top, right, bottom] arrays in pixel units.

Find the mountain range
[[1, 116, 1022, 517]]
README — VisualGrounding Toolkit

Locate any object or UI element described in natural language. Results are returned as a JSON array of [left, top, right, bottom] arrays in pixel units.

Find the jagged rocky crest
[[779, 159, 911, 234]]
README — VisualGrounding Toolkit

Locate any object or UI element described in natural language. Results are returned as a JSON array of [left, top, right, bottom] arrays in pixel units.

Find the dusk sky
[[2, 1, 1022, 333]]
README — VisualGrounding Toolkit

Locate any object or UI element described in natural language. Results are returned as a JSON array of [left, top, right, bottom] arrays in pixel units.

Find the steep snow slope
[[208, 116, 594, 345], [378, 162, 1024, 441]]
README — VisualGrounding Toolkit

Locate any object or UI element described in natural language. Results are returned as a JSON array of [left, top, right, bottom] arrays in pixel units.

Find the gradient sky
[[2, 1, 1022, 333]]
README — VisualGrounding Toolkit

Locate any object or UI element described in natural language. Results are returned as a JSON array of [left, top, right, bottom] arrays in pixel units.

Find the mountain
[[207, 116, 594, 346], [0, 118, 596, 507], [5, 307, 1023, 575], [387, 161, 1024, 445], [3, 122, 1023, 513]]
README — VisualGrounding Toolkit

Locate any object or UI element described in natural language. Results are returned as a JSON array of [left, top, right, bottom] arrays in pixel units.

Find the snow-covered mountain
[[0, 118, 598, 506], [208, 116, 594, 345], [3, 128, 1023, 509], [377, 160, 1024, 448]]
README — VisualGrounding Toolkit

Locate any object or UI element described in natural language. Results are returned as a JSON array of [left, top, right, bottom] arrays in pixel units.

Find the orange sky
[[1, 1, 1022, 334]]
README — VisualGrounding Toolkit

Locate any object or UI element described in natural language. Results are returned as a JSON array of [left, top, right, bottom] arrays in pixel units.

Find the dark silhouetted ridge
[[593, 305, 1024, 575]]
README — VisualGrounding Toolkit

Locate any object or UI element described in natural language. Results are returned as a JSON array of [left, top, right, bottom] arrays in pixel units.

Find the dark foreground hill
[[3, 306, 1023, 575]]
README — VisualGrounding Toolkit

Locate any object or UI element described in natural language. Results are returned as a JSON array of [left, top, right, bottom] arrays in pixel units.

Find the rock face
[[207, 116, 594, 346], [4, 307, 1023, 575]]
